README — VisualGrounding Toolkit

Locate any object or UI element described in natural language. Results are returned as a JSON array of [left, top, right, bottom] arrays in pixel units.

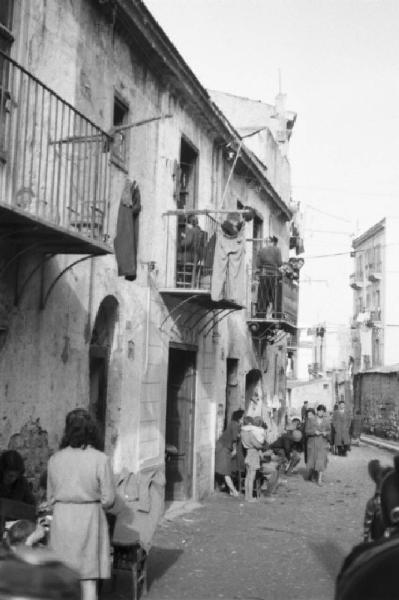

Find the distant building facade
[[350, 217, 399, 373]]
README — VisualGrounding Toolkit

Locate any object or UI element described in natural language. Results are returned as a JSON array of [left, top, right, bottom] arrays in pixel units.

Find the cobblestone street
[[138, 444, 394, 600]]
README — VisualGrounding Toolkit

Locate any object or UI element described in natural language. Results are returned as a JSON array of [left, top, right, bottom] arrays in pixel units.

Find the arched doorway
[[89, 296, 119, 449], [245, 368, 262, 416]]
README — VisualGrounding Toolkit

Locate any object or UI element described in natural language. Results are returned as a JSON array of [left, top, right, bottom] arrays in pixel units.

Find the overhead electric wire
[[293, 184, 399, 199], [304, 241, 399, 260], [303, 203, 353, 224]]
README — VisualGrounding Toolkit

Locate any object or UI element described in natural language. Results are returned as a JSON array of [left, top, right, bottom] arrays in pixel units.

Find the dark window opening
[[178, 137, 198, 210], [252, 215, 263, 264], [111, 94, 129, 168], [0, 0, 13, 29], [175, 137, 199, 287]]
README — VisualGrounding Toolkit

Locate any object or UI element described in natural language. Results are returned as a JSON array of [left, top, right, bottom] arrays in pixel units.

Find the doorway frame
[[165, 342, 197, 501]]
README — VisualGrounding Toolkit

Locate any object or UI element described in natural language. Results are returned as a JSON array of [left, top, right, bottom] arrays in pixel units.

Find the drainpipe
[[143, 262, 156, 375]]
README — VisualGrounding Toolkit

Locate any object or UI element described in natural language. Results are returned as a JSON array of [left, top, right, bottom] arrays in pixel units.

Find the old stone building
[[0, 0, 300, 500]]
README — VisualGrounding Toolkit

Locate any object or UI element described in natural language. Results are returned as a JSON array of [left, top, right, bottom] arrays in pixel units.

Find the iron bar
[[203, 309, 237, 337], [40, 254, 94, 309], [15, 253, 55, 306]]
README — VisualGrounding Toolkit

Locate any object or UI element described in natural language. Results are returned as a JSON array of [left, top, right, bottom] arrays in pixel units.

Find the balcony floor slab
[[0, 202, 112, 255]]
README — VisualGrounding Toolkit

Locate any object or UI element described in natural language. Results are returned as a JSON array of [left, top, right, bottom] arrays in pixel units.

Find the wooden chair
[[112, 542, 148, 600]]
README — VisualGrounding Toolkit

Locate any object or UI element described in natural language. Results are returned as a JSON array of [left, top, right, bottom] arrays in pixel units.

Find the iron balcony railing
[[287, 332, 298, 350], [162, 211, 219, 290], [248, 266, 298, 326], [0, 50, 111, 243], [370, 309, 382, 323]]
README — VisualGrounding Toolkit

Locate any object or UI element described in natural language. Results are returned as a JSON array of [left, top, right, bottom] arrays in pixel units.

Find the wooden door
[[165, 348, 196, 501], [225, 358, 239, 429], [89, 346, 108, 450]]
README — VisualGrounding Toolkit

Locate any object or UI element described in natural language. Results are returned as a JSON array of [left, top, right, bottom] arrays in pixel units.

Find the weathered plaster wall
[[1, 0, 294, 500], [356, 372, 399, 439]]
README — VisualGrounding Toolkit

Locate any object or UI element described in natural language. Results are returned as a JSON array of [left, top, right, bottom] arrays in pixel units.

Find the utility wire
[[303, 203, 353, 224], [294, 184, 399, 199], [304, 241, 399, 260]]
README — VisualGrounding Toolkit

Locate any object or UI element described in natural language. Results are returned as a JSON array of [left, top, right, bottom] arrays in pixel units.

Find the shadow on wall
[[147, 546, 184, 590]]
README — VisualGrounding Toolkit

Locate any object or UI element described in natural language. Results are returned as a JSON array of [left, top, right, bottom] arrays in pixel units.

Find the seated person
[[178, 215, 205, 263], [0, 450, 35, 506], [259, 451, 281, 499], [269, 426, 303, 475], [5, 519, 46, 550]]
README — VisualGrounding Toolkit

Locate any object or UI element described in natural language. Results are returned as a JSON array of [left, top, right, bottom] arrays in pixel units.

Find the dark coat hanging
[[114, 179, 141, 281]]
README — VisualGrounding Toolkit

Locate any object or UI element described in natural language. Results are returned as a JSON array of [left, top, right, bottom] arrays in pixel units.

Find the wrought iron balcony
[[247, 266, 298, 335], [159, 210, 246, 335], [370, 309, 382, 324], [349, 273, 363, 290], [160, 210, 245, 306], [368, 266, 382, 282], [287, 332, 298, 350], [0, 50, 112, 255]]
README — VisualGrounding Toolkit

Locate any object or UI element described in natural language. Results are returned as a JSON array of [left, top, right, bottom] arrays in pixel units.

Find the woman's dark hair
[[231, 409, 245, 422], [0, 450, 25, 475], [243, 416, 254, 426], [316, 404, 326, 412], [306, 408, 316, 416], [60, 408, 102, 450]]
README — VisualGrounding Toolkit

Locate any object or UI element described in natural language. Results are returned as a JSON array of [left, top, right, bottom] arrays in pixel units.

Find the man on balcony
[[256, 236, 283, 318]]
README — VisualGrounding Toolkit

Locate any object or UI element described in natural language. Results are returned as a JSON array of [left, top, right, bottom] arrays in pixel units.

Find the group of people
[[215, 399, 362, 501], [214, 408, 304, 502], [0, 409, 115, 600]]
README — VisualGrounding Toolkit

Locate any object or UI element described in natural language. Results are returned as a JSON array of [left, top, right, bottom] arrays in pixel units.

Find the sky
[[145, 0, 399, 329]]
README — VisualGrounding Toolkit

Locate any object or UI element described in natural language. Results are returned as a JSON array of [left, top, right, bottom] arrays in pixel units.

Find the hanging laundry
[[114, 179, 141, 281], [211, 213, 246, 306]]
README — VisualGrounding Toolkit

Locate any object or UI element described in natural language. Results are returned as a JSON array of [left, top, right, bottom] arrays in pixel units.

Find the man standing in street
[[332, 400, 351, 456], [301, 400, 309, 422]]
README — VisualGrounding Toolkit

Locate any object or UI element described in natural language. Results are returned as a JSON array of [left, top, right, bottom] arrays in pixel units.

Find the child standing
[[240, 416, 266, 502]]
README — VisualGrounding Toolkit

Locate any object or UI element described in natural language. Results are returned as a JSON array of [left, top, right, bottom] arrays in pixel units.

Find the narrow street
[[141, 444, 393, 600]]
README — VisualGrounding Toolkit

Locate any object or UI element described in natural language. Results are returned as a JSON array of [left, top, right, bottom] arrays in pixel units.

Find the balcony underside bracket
[[40, 255, 95, 310], [14, 252, 55, 307], [202, 309, 237, 337], [159, 294, 203, 331], [250, 324, 276, 342], [181, 308, 215, 330], [0, 243, 41, 278], [197, 309, 224, 335]]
